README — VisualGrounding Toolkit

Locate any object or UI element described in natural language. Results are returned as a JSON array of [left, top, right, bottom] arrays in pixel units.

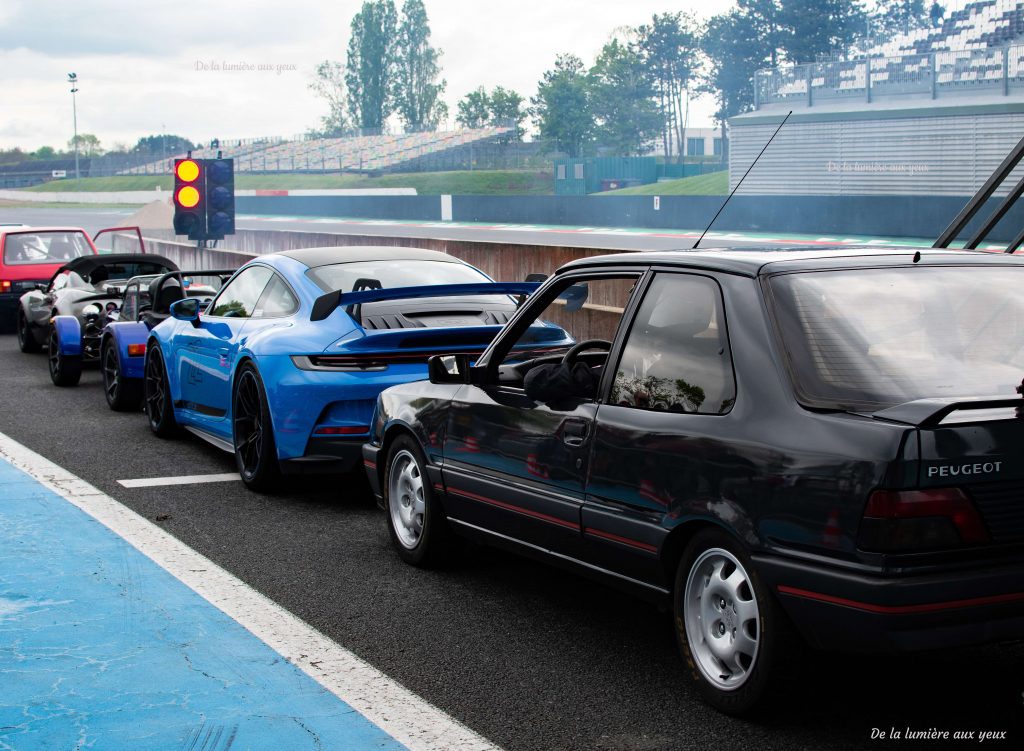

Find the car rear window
[[307, 259, 489, 291], [3, 231, 92, 265], [768, 265, 1024, 411]]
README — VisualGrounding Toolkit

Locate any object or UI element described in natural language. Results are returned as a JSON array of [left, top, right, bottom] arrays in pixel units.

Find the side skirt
[[447, 517, 670, 608], [183, 425, 235, 454]]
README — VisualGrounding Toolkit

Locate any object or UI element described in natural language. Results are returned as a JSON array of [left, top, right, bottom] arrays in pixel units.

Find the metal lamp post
[[68, 72, 80, 180]]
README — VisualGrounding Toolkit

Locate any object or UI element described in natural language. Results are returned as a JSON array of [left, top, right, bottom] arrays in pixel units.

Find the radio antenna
[[693, 110, 792, 249]]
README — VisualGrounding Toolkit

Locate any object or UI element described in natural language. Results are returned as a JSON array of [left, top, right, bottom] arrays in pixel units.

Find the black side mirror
[[428, 354, 471, 385]]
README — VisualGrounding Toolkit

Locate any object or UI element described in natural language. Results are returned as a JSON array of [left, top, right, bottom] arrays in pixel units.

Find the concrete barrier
[[142, 227, 615, 284]]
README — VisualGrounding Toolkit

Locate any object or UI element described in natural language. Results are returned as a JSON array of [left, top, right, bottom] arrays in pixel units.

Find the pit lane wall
[[134, 229, 627, 342], [233, 193, 1024, 243]]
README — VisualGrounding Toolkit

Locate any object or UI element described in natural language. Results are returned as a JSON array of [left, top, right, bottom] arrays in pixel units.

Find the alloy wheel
[[682, 547, 761, 692]]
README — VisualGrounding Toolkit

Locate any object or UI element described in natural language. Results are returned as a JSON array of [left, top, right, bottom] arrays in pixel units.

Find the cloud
[[0, 0, 729, 150]]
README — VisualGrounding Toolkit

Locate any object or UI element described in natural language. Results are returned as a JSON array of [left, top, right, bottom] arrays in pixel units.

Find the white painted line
[[0, 431, 501, 751], [117, 472, 241, 488], [117, 471, 239, 489]]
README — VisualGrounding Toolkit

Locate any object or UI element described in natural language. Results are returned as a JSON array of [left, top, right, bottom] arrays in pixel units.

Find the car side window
[[610, 274, 736, 415], [252, 274, 298, 318], [208, 266, 274, 318]]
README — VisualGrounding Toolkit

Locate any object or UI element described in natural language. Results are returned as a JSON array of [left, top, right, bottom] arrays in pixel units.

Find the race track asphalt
[[0, 334, 1020, 751]]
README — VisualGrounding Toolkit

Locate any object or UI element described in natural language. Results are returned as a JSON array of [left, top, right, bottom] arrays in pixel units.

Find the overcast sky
[[0, 0, 735, 151]]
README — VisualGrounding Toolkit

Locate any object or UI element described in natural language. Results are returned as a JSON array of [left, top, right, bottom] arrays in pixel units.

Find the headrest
[[646, 281, 715, 337]]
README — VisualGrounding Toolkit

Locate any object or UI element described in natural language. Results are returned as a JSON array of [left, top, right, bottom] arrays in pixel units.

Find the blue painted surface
[[0, 458, 406, 751]]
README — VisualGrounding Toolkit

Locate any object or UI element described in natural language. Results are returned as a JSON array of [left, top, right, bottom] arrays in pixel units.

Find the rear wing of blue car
[[310, 282, 541, 322]]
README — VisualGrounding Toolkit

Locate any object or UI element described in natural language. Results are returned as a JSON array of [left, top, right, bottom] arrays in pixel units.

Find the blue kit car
[[143, 246, 541, 490]]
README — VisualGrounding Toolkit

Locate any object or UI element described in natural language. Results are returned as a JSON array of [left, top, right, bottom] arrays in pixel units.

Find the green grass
[[601, 170, 728, 196], [22, 170, 554, 196]]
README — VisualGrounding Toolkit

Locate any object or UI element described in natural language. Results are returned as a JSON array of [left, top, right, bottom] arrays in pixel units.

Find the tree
[[0, 148, 28, 165], [308, 60, 350, 137], [588, 40, 661, 156], [637, 13, 701, 162], [531, 54, 594, 157], [394, 0, 447, 131], [32, 146, 57, 160], [701, 8, 777, 141], [779, 0, 867, 63], [456, 87, 491, 129], [488, 86, 527, 141], [68, 133, 102, 157], [346, 0, 398, 132], [929, 1, 946, 27], [872, 0, 931, 37], [132, 134, 195, 156]]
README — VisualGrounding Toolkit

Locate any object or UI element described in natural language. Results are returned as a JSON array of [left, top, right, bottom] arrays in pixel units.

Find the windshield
[[307, 259, 490, 292], [4, 231, 92, 265], [769, 266, 1024, 411]]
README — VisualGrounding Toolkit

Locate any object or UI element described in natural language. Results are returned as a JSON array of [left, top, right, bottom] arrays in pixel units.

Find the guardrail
[[755, 43, 1024, 108]]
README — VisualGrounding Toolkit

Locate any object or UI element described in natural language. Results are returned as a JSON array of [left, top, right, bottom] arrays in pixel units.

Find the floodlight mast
[[67, 73, 80, 180]]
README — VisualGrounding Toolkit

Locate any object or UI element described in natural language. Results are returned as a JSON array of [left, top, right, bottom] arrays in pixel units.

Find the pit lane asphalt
[[0, 334, 1020, 751]]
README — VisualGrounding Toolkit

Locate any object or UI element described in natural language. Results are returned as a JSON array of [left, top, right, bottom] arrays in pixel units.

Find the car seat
[[49, 239, 77, 261]]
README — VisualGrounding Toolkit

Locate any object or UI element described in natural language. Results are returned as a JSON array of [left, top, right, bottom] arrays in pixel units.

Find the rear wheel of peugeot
[[102, 340, 143, 412], [385, 435, 458, 567], [232, 363, 280, 492], [17, 310, 41, 353], [144, 344, 179, 437], [48, 327, 82, 387], [674, 528, 796, 716]]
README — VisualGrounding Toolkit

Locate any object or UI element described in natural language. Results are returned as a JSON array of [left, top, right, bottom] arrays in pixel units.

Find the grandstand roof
[[734, 93, 1024, 124]]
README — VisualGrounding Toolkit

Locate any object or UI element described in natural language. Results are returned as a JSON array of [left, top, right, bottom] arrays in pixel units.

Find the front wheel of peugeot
[[384, 435, 458, 567], [674, 528, 797, 716]]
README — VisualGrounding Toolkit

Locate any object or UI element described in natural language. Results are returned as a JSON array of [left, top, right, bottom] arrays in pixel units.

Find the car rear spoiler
[[310, 282, 541, 322], [872, 396, 1023, 427]]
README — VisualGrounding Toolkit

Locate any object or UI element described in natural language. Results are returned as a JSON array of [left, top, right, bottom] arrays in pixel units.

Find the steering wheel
[[561, 339, 612, 366]]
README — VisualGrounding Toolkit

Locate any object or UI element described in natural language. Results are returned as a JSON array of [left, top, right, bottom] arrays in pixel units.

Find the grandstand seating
[[123, 127, 512, 176], [761, 0, 1024, 104]]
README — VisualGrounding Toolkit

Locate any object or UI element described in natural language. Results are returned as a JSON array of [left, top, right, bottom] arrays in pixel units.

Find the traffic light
[[205, 158, 235, 239], [173, 158, 205, 240]]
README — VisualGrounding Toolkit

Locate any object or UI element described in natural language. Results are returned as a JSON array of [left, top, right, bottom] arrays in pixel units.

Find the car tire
[[384, 435, 459, 567], [17, 310, 41, 353], [102, 339, 143, 412], [144, 344, 179, 437], [48, 326, 82, 387], [674, 527, 797, 716], [232, 363, 280, 492]]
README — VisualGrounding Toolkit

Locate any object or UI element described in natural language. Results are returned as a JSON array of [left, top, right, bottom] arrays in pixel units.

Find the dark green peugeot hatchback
[[363, 246, 1024, 714]]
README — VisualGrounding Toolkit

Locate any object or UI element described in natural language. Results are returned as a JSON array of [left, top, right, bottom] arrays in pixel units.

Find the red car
[[1, 226, 144, 335]]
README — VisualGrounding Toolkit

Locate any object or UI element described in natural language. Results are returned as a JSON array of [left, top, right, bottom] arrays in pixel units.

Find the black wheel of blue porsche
[[144, 344, 179, 437], [48, 327, 82, 387], [103, 339, 143, 412], [232, 364, 279, 492], [17, 309, 41, 353]]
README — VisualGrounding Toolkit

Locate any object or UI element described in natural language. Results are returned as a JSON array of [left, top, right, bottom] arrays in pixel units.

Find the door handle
[[562, 419, 589, 448]]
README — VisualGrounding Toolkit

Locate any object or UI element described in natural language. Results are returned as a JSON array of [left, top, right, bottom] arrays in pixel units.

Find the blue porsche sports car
[[143, 246, 543, 490]]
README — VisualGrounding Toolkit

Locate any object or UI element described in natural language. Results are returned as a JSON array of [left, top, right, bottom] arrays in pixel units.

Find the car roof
[[277, 245, 467, 268], [557, 245, 1024, 277], [1, 226, 90, 236]]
